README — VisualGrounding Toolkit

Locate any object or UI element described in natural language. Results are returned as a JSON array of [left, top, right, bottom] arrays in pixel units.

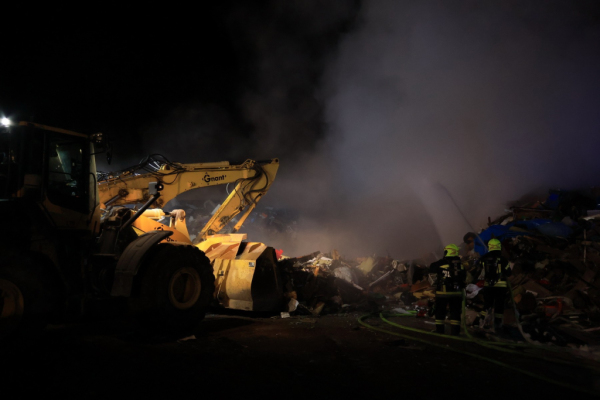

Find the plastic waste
[[465, 283, 483, 299]]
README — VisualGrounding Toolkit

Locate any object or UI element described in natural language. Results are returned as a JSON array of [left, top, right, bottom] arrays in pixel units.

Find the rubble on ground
[[277, 250, 434, 316], [278, 187, 600, 350]]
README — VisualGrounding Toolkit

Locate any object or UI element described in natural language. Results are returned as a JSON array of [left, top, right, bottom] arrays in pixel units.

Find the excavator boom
[[98, 158, 279, 240]]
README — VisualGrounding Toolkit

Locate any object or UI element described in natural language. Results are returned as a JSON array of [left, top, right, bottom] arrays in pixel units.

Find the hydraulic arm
[[98, 158, 279, 241]]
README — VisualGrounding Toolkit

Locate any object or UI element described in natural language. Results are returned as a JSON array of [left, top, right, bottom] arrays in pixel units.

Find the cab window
[[46, 133, 88, 213], [0, 128, 17, 198]]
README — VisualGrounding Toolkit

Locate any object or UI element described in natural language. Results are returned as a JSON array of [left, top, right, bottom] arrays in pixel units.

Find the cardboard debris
[[410, 279, 431, 293]]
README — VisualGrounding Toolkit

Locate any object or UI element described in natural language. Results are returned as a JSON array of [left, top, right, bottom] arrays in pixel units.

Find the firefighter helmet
[[444, 244, 460, 257], [488, 238, 501, 251]]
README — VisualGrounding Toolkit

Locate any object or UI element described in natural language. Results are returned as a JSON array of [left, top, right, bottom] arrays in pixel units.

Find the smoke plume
[[312, 0, 600, 258], [142, 1, 600, 260]]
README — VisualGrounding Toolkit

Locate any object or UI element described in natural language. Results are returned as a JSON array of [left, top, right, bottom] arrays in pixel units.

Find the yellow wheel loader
[[0, 120, 281, 338]]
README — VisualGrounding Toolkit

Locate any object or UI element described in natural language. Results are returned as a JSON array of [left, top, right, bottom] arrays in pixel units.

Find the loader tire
[[131, 243, 214, 333], [0, 260, 59, 339]]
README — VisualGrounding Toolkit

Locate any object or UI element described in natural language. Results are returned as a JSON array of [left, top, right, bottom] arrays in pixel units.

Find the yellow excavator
[[0, 120, 282, 337]]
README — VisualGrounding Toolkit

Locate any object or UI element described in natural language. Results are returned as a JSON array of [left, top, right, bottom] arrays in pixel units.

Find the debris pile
[[465, 188, 600, 346], [278, 187, 600, 348], [278, 251, 434, 316], [278, 251, 365, 316]]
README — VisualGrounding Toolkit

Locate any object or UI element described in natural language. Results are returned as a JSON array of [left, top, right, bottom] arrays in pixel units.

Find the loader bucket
[[196, 234, 283, 312]]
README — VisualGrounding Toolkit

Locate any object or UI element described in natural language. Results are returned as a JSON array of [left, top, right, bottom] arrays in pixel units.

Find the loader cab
[[0, 121, 99, 231], [46, 132, 89, 213]]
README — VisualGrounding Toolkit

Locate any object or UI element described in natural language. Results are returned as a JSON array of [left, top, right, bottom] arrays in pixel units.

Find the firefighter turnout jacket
[[479, 250, 511, 287], [429, 256, 466, 296], [430, 254, 466, 335]]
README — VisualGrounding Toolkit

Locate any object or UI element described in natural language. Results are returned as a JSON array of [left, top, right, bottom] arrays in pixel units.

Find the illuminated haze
[[146, 1, 600, 259]]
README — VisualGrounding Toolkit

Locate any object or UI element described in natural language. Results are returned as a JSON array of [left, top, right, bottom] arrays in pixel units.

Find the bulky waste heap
[[278, 187, 600, 351]]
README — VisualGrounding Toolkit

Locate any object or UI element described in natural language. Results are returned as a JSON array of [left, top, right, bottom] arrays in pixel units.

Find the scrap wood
[[410, 279, 431, 292]]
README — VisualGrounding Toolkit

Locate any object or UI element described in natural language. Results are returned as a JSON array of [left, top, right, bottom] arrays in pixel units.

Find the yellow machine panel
[[197, 235, 280, 311]]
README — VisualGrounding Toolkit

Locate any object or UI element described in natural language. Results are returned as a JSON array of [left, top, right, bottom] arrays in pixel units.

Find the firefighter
[[429, 244, 466, 335], [474, 238, 512, 331]]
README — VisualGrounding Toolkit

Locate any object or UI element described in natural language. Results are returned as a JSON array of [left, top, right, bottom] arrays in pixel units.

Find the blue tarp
[[544, 192, 561, 210], [474, 218, 572, 255], [474, 225, 530, 256]]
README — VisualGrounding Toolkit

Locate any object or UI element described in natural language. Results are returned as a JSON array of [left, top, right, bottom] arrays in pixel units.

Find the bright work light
[[1, 118, 11, 127]]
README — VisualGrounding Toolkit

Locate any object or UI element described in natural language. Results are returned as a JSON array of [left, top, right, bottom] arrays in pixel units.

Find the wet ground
[[2, 312, 599, 398]]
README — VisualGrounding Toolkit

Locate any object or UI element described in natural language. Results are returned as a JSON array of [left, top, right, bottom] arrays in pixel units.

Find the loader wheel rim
[[168, 267, 202, 310], [0, 278, 25, 331]]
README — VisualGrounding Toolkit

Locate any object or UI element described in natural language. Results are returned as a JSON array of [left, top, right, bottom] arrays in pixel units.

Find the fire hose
[[357, 290, 600, 396]]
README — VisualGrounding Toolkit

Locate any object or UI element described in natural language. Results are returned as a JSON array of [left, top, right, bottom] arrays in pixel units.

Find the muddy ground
[[2, 312, 599, 398]]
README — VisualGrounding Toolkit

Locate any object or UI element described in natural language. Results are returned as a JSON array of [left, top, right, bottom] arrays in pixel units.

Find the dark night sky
[[1, 4, 251, 156], [0, 2, 360, 165], [3, 1, 600, 258]]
